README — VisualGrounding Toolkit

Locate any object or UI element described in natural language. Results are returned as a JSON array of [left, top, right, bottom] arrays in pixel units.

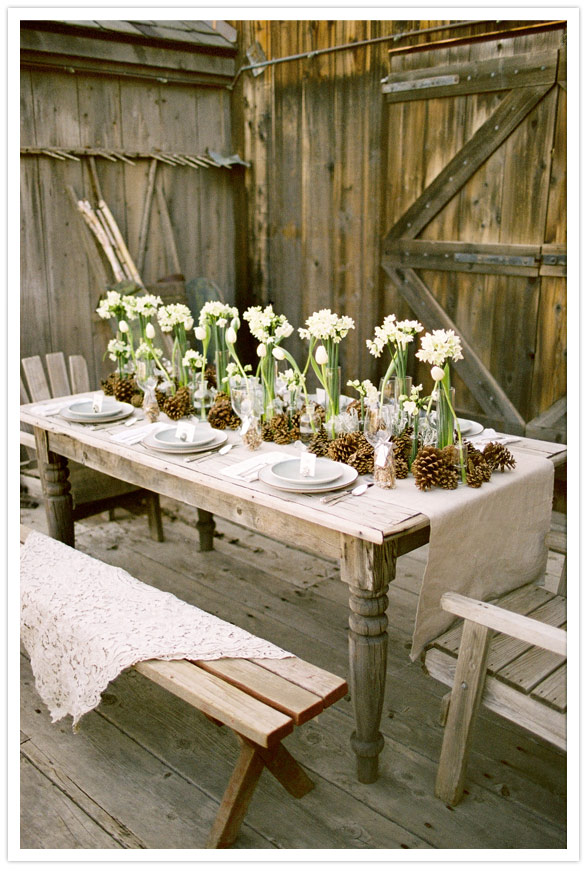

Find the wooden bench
[[21, 352, 163, 541], [20, 525, 348, 848], [424, 582, 567, 806]]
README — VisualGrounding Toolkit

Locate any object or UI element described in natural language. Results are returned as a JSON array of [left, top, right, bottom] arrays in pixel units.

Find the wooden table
[[20, 397, 567, 783]]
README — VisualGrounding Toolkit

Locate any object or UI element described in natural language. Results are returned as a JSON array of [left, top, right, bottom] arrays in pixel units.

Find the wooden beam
[[382, 263, 526, 427], [384, 239, 541, 277], [384, 85, 553, 242], [383, 50, 558, 102]]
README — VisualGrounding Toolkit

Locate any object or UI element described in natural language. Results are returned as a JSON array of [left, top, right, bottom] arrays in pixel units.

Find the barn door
[[381, 29, 566, 437]]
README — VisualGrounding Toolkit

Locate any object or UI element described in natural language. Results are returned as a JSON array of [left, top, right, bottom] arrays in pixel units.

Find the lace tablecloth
[[21, 532, 292, 727]]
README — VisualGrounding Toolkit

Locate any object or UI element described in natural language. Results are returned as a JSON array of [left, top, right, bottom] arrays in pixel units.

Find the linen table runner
[[21, 532, 292, 727], [390, 448, 554, 658]]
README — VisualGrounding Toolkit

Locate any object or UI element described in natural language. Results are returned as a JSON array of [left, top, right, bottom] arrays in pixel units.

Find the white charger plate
[[153, 426, 216, 449], [141, 429, 227, 454], [270, 457, 343, 486], [258, 463, 357, 494], [458, 418, 484, 437], [61, 402, 134, 423]]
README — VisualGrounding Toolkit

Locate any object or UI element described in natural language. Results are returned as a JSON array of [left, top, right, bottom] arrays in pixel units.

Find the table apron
[[38, 429, 347, 562]]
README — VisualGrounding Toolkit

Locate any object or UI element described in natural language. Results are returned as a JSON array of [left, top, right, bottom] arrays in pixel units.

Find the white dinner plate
[[270, 457, 343, 486], [61, 403, 134, 424], [458, 418, 484, 437], [153, 426, 216, 449], [66, 398, 125, 419], [141, 429, 228, 454], [258, 463, 358, 494]]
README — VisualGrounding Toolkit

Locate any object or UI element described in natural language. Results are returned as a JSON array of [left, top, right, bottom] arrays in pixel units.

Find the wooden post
[[196, 508, 216, 551], [434, 620, 492, 805], [34, 427, 74, 547], [341, 537, 397, 783]]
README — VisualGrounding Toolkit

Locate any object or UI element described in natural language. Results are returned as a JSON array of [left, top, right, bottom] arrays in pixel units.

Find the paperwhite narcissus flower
[[225, 327, 237, 345], [403, 400, 418, 416], [118, 320, 129, 333], [145, 323, 156, 340], [272, 347, 285, 361], [257, 343, 267, 358], [431, 366, 445, 381], [315, 345, 329, 365], [416, 329, 463, 366], [194, 326, 207, 341]]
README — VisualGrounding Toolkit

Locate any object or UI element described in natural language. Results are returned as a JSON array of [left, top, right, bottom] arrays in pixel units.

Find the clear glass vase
[[325, 366, 341, 437], [215, 348, 229, 396], [435, 384, 456, 449]]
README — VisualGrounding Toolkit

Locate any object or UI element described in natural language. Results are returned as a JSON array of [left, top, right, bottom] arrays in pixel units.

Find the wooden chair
[[423, 578, 567, 805], [20, 353, 163, 541]]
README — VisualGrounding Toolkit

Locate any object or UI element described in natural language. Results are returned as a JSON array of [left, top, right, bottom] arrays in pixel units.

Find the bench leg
[[206, 738, 265, 848], [435, 620, 492, 805], [206, 736, 315, 848], [146, 492, 164, 542], [196, 508, 215, 552]]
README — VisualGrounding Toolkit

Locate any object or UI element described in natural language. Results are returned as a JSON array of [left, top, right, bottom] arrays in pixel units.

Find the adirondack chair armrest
[[20, 430, 36, 450], [440, 591, 567, 657]]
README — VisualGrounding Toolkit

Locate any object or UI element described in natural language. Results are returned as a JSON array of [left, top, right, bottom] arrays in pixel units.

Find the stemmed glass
[[230, 379, 264, 448], [135, 359, 159, 422]]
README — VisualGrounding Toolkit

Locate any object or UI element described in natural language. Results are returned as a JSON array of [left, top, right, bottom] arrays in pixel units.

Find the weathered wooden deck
[[20, 496, 567, 851]]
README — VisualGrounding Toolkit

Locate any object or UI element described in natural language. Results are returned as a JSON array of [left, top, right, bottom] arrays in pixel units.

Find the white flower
[[134, 293, 162, 315], [431, 366, 445, 381], [363, 380, 379, 406], [194, 326, 207, 341], [367, 315, 423, 357], [96, 290, 123, 319], [243, 304, 293, 344], [106, 337, 128, 361], [217, 317, 227, 328], [183, 349, 205, 369], [121, 295, 138, 320], [145, 323, 156, 340], [230, 316, 241, 331], [198, 301, 239, 326], [298, 309, 355, 342], [225, 326, 237, 345], [272, 347, 285, 361], [416, 330, 463, 367], [136, 341, 162, 360], [315, 345, 329, 365], [403, 400, 418, 417], [257, 343, 267, 358], [118, 320, 129, 333], [157, 303, 193, 332]]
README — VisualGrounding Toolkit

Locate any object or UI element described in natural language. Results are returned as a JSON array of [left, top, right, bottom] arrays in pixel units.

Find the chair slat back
[[46, 352, 71, 398], [20, 377, 31, 405], [69, 355, 91, 393], [21, 356, 51, 402]]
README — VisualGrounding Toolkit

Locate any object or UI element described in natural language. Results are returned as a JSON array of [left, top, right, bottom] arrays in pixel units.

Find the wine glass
[[363, 403, 392, 451], [230, 379, 263, 427]]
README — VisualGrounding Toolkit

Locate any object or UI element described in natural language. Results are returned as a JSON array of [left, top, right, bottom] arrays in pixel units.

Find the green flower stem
[[278, 347, 315, 433], [440, 377, 466, 483]]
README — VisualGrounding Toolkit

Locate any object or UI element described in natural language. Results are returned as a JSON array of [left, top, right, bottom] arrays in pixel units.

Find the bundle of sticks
[[74, 195, 143, 286]]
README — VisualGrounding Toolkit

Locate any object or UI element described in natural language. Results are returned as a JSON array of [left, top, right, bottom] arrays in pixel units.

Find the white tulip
[[272, 347, 285, 361], [194, 326, 207, 341], [257, 343, 267, 358], [315, 345, 329, 366], [431, 366, 445, 382], [145, 323, 156, 339], [118, 320, 129, 333], [226, 327, 237, 345]]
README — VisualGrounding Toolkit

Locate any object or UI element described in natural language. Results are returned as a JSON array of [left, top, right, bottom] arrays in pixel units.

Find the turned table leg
[[341, 537, 396, 783], [196, 508, 216, 552], [34, 427, 74, 547]]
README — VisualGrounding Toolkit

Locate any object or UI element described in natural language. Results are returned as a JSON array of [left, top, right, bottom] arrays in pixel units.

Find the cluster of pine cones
[[261, 411, 301, 444], [207, 392, 241, 430], [412, 441, 516, 491], [305, 426, 414, 478]]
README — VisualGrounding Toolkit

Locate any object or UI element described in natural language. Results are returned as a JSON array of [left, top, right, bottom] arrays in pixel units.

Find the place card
[[176, 420, 196, 442], [299, 451, 316, 477], [92, 392, 105, 413]]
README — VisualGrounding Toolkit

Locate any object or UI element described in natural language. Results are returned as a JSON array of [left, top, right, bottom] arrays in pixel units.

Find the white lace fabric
[[21, 531, 292, 727]]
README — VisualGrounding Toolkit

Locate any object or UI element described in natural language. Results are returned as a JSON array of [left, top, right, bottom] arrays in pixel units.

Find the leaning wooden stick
[[99, 200, 144, 286], [77, 199, 125, 282]]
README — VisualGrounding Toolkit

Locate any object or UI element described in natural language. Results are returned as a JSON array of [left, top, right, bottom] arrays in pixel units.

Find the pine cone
[[346, 443, 374, 475], [391, 426, 413, 464], [100, 372, 118, 396], [131, 392, 143, 408], [439, 465, 459, 490], [394, 454, 410, 479], [163, 386, 191, 421], [465, 460, 484, 488], [483, 442, 516, 472], [271, 413, 295, 445], [261, 421, 274, 441], [465, 443, 492, 483], [207, 392, 240, 430], [307, 428, 330, 457], [412, 445, 445, 491], [327, 432, 363, 464], [205, 364, 217, 390], [113, 376, 138, 404]]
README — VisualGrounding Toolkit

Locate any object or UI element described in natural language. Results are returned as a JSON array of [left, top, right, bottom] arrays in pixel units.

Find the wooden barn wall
[[232, 20, 567, 432], [21, 67, 235, 386]]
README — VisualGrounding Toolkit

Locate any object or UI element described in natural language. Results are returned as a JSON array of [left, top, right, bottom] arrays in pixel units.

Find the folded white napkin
[[110, 422, 167, 445], [31, 400, 76, 417], [223, 452, 296, 479], [470, 428, 521, 450]]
